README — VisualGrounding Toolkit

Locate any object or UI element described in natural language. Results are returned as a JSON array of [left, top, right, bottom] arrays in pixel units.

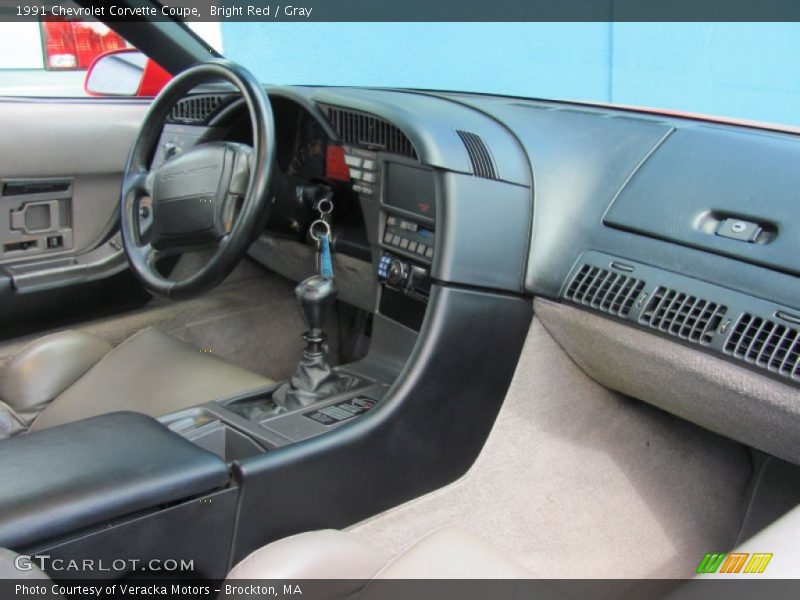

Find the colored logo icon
[[696, 552, 773, 574]]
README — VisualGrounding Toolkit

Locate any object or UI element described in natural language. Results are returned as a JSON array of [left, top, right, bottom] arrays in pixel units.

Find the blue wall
[[222, 22, 800, 127]]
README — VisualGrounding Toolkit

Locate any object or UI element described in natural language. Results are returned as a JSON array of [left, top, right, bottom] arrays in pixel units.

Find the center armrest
[[0, 411, 230, 549]]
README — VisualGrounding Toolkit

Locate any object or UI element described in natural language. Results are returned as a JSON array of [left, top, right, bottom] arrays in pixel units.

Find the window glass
[[222, 22, 800, 128]]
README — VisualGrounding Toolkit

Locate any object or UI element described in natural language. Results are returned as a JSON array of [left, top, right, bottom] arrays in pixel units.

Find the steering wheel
[[120, 60, 275, 300]]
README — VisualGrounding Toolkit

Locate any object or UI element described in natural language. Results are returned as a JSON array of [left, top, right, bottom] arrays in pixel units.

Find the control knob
[[386, 258, 408, 287]]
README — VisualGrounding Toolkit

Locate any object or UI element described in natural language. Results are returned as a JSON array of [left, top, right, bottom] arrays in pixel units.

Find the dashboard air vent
[[168, 95, 228, 124], [724, 314, 800, 381], [564, 264, 645, 317], [321, 105, 418, 159], [639, 287, 727, 345], [456, 130, 497, 179]]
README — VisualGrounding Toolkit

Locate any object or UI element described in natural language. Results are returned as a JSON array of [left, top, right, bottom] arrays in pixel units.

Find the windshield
[[220, 22, 799, 128], [1, 15, 797, 129]]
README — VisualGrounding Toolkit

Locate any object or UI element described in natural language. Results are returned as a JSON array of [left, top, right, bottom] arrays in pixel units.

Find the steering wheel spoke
[[121, 169, 150, 200], [132, 242, 162, 266]]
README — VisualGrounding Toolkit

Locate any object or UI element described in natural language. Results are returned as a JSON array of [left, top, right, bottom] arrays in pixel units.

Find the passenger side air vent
[[639, 287, 727, 345], [168, 95, 229, 124], [564, 264, 645, 317], [321, 105, 418, 159], [456, 130, 497, 179], [724, 314, 800, 381]]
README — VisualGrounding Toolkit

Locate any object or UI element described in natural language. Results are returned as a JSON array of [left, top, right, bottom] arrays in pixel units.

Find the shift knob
[[295, 275, 338, 334]]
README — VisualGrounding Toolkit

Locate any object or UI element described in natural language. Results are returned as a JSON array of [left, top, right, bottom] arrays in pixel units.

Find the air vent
[[168, 95, 228, 124], [456, 130, 497, 179], [724, 314, 800, 381], [639, 287, 727, 345], [321, 105, 418, 159], [564, 264, 645, 317]]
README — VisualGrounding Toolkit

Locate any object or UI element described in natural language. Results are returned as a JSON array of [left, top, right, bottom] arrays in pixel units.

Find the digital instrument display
[[384, 163, 436, 220]]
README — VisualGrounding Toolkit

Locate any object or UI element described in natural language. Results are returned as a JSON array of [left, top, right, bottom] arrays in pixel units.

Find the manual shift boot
[[273, 275, 358, 410]]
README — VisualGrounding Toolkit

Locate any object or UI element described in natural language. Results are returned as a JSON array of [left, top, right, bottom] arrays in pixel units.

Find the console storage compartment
[[164, 409, 268, 462], [0, 411, 230, 549]]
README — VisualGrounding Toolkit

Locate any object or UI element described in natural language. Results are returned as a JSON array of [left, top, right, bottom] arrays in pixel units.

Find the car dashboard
[[155, 83, 800, 465]]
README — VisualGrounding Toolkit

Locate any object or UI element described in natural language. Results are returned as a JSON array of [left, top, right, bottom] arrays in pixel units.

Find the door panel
[[0, 98, 148, 263], [0, 98, 151, 336]]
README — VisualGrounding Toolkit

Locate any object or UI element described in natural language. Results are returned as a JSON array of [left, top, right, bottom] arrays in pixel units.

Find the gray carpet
[[350, 316, 756, 579], [0, 259, 333, 382]]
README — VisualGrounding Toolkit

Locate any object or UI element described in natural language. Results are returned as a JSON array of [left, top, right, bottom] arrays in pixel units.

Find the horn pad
[[150, 142, 250, 251]]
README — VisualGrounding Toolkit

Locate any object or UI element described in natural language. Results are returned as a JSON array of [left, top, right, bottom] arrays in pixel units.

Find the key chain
[[309, 219, 334, 278], [309, 195, 335, 278], [316, 198, 333, 223]]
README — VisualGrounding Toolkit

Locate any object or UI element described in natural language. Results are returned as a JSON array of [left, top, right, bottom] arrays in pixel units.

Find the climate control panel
[[382, 215, 435, 262]]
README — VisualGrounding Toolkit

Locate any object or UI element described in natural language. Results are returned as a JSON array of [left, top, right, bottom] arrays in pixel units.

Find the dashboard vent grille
[[724, 314, 800, 380], [168, 95, 228, 124], [564, 264, 645, 317], [322, 105, 418, 159], [639, 287, 727, 345], [456, 130, 497, 179]]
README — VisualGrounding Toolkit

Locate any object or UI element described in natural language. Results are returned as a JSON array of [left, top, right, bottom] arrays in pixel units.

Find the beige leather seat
[[2, 529, 525, 587], [0, 327, 272, 437], [227, 527, 532, 581]]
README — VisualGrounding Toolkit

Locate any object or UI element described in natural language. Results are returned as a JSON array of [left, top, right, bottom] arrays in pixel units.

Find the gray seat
[[227, 527, 532, 580], [1, 528, 527, 589], [0, 327, 273, 436]]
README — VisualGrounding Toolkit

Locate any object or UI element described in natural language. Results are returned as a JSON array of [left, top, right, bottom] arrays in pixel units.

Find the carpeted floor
[[0, 260, 331, 382], [350, 316, 762, 580]]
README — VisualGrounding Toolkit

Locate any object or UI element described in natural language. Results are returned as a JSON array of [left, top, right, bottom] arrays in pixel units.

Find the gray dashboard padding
[[535, 298, 800, 465]]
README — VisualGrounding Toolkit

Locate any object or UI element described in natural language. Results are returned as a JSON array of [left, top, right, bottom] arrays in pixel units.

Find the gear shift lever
[[296, 275, 338, 356], [272, 275, 357, 410]]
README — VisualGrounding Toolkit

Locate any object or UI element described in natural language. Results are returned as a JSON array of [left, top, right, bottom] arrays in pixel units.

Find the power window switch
[[716, 218, 761, 243]]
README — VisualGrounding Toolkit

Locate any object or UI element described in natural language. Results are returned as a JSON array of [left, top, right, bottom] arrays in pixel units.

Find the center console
[[158, 271, 392, 459], [155, 154, 438, 466], [160, 372, 389, 458], [0, 412, 238, 580], [376, 160, 437, 330]]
